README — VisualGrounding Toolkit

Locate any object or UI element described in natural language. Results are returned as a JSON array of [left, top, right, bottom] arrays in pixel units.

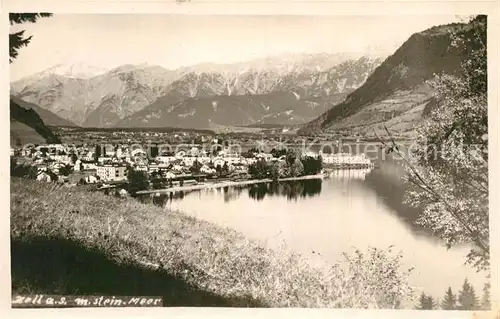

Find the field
[[10, 120, 47, 146], [10, 178, 415, 308]]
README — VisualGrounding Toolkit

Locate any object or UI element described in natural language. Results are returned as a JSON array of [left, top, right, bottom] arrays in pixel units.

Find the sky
[[10, 14, 465, 81]]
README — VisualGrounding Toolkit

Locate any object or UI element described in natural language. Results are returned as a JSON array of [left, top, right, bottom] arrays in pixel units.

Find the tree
[[127, 170, 149, 194], [150, 171, 164, 190], [416, 293, 437, 310], [427, 296, 438, 310], [301, 156, 323, 175], [190, 160, 202, 174], [248, 147, 260, 154], [269, 162, 286, 182], [95, 145, 101, 160], [379, 15, 489, 271], [285, 148, 299, 166], [222, 162, 229, 175], [240, 151, 255, 159], [10, 158, 38, 179], [339, 246, 414, 308], [480, 281, 491, 310], [288, 159, 304, 177], [70, 153, 78, 164], [457, 278, 479, 310], [248, 159, 270, 179], [10, 13, 52, 63], [59, 165, 71, 176], [440, 287, 457, 310], [212, 146, 222, 156], [270, 148, 287, 158]]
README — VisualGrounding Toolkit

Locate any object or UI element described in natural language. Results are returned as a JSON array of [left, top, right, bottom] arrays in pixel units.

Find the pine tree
[[481, 282, 491, 310], [426, 296, 437, 310], [458, 278, 479, 310], [416, 292, 435, 310], [9, 13, 52, 63], [440, 287, 457, 310]]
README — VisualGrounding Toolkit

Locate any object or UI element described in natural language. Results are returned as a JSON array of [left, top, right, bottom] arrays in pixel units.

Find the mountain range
[[11, 19, 477, 137], [299, 21, 474, 137], [11, 53, 382, 129]]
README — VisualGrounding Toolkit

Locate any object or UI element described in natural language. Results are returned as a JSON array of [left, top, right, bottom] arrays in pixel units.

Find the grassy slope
[[10, 99, 62, 145], [10, 120, 47, 146], [11, 178, 415, 308], [325, 84, 435, 138]]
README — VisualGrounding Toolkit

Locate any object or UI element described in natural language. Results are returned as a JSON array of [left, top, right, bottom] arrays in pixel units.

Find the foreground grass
[[11, 178, 415, 308]]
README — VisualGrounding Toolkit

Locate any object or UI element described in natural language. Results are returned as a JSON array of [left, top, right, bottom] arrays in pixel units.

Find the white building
[[50, 154, 71, 164], [36, 144, 66, 154], [85, 175, 98, 184], [131, 148, 147, 158], [183, 157, 196, 167], [74, 159, 82, 171], [200, 165, 216, 175], [321, 153, 371, 165], [212, 157, 226, 167], [135, 165, 148, 172], [197, 156, 211, 164], [83, 152, 95, 161], [165, 171, 176, 179], [96, 164, 127, 181], [98, 156, 114, 163], [81, 161, 97, 171], [156, 156, 176, 164]]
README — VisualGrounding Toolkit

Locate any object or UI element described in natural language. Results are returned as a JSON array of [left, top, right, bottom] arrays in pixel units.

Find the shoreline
[[135, 174, 326, 195], [135, 163, 375, 196]]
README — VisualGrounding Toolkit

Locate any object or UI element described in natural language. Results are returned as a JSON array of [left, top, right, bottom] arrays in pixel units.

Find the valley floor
[[10, 178, 415, 308]]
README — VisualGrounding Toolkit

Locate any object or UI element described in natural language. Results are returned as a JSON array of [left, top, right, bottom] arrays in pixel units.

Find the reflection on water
[[138, 164, 486, 298], [141, 178, 324, 206], [248, 179, 322, 202], [326, 168, 372, 180]]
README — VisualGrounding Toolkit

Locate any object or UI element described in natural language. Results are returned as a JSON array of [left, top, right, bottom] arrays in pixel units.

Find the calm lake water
[[140, 146, 486, 299]]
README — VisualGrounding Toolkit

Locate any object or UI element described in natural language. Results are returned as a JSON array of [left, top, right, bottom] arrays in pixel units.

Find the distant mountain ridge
[[117, 56, 381, 128], [11, 64, 177, 126], [35, 62, 108, 79], [298, 21, 474, 137], [11, 53, 383, 128]]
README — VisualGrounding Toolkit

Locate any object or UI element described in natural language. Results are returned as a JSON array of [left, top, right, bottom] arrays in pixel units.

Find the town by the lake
[[8, 12, 492, 311]]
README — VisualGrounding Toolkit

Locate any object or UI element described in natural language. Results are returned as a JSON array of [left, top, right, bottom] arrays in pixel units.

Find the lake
[[139, 146, 487, 300]]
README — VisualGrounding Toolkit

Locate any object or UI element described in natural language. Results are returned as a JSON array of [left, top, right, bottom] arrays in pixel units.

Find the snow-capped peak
[[40, 63, 108, 79]]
